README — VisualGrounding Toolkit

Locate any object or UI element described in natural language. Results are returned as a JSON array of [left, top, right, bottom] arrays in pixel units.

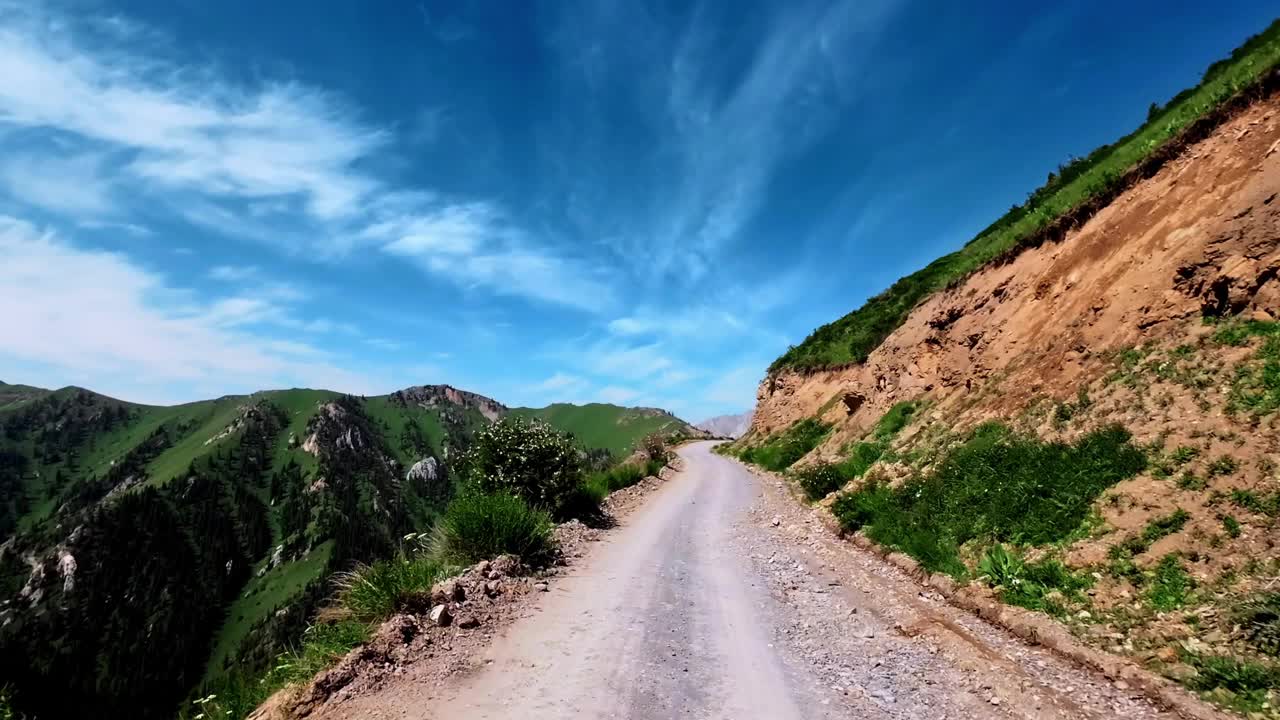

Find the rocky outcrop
[[389, 385, 507, 422]]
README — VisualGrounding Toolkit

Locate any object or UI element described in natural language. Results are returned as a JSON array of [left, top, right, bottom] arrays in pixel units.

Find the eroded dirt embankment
[[747, 89, 1280, 713], [753, 95, 1280, 448]]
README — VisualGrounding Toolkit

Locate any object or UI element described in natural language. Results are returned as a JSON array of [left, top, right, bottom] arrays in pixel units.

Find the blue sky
[[0, 1, 1274, 420]]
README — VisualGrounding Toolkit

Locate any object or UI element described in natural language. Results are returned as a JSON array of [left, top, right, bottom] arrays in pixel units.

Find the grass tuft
[[1147, 554, 1193, 610], [333, 556, 453, 622], [429, 491, 555, 567]]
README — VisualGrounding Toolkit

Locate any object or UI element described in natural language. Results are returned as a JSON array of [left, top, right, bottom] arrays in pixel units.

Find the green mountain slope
[[511, 403, 702, 457], [0, 382, 697, 719], [0, 384, 492, 720], [771, 19, 1280, 373]]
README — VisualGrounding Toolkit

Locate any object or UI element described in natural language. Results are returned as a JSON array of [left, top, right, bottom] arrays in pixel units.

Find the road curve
[[333, 441, 1181, 720]]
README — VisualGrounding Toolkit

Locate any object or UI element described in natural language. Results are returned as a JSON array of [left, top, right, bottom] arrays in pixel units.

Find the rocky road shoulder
[[252, 459, 685, 720]]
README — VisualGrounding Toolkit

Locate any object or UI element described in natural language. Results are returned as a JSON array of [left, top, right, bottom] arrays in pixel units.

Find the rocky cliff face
[[390, 385, 507, 422]]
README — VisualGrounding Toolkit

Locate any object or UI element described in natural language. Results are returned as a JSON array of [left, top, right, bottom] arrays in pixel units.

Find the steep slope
[[511, 403, 705, 456], [739, 48, 1280, 717], [697, 410, 753, 439], [0, 384, 495, 719]]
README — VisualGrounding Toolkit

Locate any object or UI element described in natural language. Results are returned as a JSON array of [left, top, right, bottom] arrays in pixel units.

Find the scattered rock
[[771, 517, 781, 527], [491, 554, 522, 577], [534, 582, 549, 592], [431, 579, 466, 605], [429, 604, 452, 627], [457, 615, 481, 630]]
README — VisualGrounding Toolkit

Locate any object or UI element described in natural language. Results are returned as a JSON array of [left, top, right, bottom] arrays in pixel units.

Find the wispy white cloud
[[0, 148, 117, 217], [534, 372, 588, 392], [0, 216, 379, 402], [208, 264, 260, 282], [0, 1, 611, 312], [375, 201, 616, 312], [0, 3, 383, 221], [580, 340, 672, 381]]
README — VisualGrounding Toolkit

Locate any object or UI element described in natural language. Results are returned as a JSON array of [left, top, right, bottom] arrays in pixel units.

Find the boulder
[[428, 604, 452, 627], [406, 457, 440, 484]]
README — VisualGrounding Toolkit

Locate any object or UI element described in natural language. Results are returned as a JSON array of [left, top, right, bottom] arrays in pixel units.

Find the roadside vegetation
[[736, 418, 832, 471], [831, 423, 1147, 577], [770, 20, 1280, 373], [186, 418, 673, 720]]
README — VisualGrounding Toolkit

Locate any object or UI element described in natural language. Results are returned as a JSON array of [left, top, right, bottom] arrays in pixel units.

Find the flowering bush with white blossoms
[[461, 417, 584, 512]]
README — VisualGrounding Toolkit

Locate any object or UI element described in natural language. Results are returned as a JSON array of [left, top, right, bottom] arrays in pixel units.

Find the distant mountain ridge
[[510, 402, 706, 456], [0, 380, 695, 719], [696, 410, 753, 439]]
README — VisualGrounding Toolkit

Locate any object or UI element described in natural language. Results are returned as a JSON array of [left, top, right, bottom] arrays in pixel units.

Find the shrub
[[641, 432, 668, 462], [795, 462, 845, 500], [430, 492, 554, 567], [333, 555, 452, 622], [461, 417, 583, 513], [831, 424, 1146, 576]]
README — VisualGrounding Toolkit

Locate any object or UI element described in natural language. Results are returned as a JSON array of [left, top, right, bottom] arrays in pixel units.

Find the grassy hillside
[[511, 403, 698, 456], [0, 383, 495, 719], [771, 19, 1280, 373]]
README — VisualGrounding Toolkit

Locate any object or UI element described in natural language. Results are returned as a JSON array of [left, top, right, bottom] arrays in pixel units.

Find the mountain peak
[[389, 384, 507, 422]]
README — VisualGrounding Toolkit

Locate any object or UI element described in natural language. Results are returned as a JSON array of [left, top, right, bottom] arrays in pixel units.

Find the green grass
[[362, 395, 455, 466], [429, 491, 555, 567], [738, 418, 832, 471], [1231, 489, 1280, 517], [509, 403, 694, 456], [143, 397, 251, 487], [1142, 508, 1191, 544], [1186, 654, 1280, 714], [185, 620, 372, 720], [1222, 514, 1243, 538], [333, 554, 454, 622], [770, 20, 1280, 373], [977, 544, 1091, 615], [203, 542, 335, 683], [831, 423, 1147, 577], [1147, 554, 1193, 610]]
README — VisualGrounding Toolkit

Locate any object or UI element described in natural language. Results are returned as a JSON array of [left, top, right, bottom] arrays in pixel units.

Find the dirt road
[[334, 442, 1187, 719]]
